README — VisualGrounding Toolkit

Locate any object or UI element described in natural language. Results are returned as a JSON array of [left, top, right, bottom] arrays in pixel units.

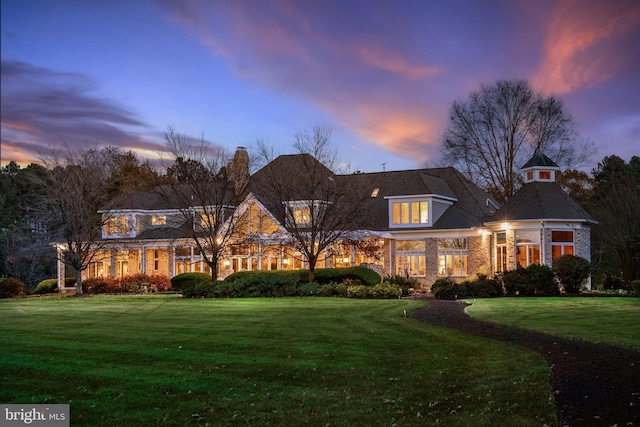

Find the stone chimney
[[227, 146, 250, 196]]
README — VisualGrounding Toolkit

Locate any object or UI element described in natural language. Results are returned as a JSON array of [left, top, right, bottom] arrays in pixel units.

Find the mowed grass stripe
[[1, 296, 556, 426], [465, 297, 640, 350]]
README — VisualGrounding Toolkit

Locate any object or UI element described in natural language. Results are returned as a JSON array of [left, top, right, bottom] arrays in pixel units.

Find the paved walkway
[[411, 297, 640, 427]]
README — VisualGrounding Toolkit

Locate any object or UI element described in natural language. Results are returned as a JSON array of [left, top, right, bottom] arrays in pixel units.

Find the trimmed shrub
[[463, 274, 503, 298], [225, 267, 381, 287], [553, 255, 591, 294], [383, 275, 420, 296], [431, 280, 468, 300], [0, 277, 25, 299], [83, 277, 121, 294], [316, 283, 349, 297], [503, 264, 559, 296], [34, 278, 58, 295], [348, 283, 401, 299], [170, 273, 212, 292], [297, 282, 320, 296], [119, 274, 172, 293], [183, 281, 221, 298], [430, 277, 456, 297]]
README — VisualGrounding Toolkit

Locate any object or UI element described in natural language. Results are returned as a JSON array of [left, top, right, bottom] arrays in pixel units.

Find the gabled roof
[[522, 152, 559, 169], [490, 182, 595, 223]]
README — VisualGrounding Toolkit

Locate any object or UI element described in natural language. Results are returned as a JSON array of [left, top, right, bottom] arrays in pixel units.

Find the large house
[[56, 149, 595, 291]]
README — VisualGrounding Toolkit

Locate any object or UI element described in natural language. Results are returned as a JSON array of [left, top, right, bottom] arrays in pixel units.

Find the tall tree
[[442, 79, 591, 203], [34, 149, 113, 294], [589, 155, 640, 282], [157, 126, 249, 280], [254, 126, 371, 283], [0, 162, 56, 289]]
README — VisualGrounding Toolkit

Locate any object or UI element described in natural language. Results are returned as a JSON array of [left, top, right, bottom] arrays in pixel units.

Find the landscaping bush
[[463, 274, 503, 298], [222, 272, 300, 298], [82, 277, 122, 294], [431, 279, 468, 300], [347, 283, 401, 299], [182, 281, 221, 298], [601, 274, 628, 291], [383, 274, 420, 296], [226, 267, 381, 288], [553, 255, 591, 294], [316, 283, 348, 297], [297, 282, 320, 296], [34, 278, 58, 295], [502, 264, 559, 296], [119, 274, 172, 293], [0, 277, 25, 299], [170, 273, 213, 292], [430, 277, 456, 297]]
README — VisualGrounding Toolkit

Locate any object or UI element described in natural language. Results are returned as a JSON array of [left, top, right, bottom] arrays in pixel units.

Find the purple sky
[[2, 0, 639, 172]]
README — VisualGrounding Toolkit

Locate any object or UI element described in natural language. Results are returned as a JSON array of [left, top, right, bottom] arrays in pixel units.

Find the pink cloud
[[531, 0, 640, 94]]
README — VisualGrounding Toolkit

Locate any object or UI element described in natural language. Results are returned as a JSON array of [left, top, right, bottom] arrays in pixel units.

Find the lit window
[[293, 206, 310, 224], [495, 232, 508, 272], [396, 240, 426, 277], [200, 213, 215, 228], [526, 171, 534, 181], [104, 215, 131, 235], [391, 201, 428, 225], [371, 188, 379, 197], [438, 239, 469, 276], [539, 171, 551, 180], [552, 231, 574, 259], [152, 215, 166, 225], [515, 229, 540, 268]]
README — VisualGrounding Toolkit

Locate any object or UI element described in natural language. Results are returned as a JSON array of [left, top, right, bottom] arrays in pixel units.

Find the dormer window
[[152, 215, 166, 225], [386, 194, 455, 228], [293, 206, 310, 224], [391, 201, 428, 225], [104, 214, 133, 237]]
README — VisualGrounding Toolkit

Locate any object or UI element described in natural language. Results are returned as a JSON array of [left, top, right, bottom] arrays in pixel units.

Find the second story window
[[200, 213, 216, 229], [104, 215, 131, 236], [391, 201, 428, 225], [293, 206, 311, 225], [152, 215, 166, 225]]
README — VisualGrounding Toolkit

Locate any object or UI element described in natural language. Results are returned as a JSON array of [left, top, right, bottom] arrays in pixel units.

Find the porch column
[[168, 246, 175, 278], [110, 249, 117, 278], [140, 246, 147, 275], [57, 247, 65, 292]]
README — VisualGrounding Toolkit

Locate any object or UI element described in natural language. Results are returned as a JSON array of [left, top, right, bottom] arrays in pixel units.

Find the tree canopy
[[441, 79, 590, 203]]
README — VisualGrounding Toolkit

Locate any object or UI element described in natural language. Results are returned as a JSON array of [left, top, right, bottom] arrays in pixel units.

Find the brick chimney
[[227, 147, 250, 196]]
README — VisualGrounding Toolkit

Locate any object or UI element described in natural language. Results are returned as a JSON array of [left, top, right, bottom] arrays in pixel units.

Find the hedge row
[[0, 277, 24, 299], [181, 280, 401, 299], [82, 274, 172, 294], [224, 266, 381, 287]]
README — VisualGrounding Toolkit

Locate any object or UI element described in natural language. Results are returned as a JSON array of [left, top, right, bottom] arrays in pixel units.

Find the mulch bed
[[411, 296, 640, 427]]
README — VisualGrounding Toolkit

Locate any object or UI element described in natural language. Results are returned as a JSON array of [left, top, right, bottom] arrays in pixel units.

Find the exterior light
[[501, 222, 510, 230]]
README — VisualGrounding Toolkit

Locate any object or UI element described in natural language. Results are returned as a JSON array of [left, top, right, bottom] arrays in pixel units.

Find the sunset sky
[[1, 0, 639, 172]]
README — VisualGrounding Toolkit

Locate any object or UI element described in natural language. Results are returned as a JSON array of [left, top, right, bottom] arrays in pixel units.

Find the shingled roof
[[491, 182, 595, 222], [521, 152, 559, 169]]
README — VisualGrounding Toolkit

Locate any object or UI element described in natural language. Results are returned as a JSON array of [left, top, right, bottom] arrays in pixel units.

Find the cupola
[[521, 152, 560, 183]]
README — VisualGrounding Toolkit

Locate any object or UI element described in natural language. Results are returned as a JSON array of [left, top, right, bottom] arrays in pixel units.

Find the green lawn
[[465, 297, 640, 350], [0, 296, 556, 426]]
